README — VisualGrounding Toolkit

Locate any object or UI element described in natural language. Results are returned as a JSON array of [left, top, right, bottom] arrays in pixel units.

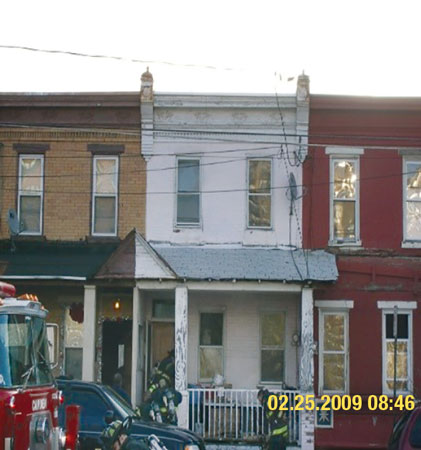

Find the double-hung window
[[18, 154, 44, 235], [330, 157, 359, 244], [404, 160, 421, 242], [248, 159, 272, 228], [92, 156, 118, 236], [378, 302, 415, 395], [316, 301, 353, 394], [260, 312, 285, 383], [199, 312, 223, 381], [176, 159, 200, 226]]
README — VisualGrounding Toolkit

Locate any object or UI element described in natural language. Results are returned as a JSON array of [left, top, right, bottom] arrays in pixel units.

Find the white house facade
[[129, 71, 338, 449]]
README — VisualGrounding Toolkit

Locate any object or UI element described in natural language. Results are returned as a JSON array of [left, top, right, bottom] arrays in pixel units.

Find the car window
[[71, 388, 110, 431], [409, 413, 421, 448]]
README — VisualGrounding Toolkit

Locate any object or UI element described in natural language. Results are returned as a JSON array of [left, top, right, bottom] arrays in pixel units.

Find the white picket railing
[[187, 388, 300, 444]]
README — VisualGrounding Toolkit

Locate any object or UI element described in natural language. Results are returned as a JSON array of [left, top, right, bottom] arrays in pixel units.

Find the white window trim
[[18, 154, 44, 236], [175, 157, 201, 228], [329, 155, 361, 246], [325, 147, 364, 156], [259, 310, 286, 384], [318, 302, 352, 395], [402, 159, 421, 246], [198, 310, 224, 383], [377, 302, 415, 395], [91, 155, 119, 237], [246, 158, 273, 230]]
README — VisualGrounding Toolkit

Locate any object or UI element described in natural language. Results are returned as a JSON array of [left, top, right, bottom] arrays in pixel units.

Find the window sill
[[174, 224, 201, 231], [14, 234, 46, 242], [329, 240, 362, 248], [402, 241, 421, 248]]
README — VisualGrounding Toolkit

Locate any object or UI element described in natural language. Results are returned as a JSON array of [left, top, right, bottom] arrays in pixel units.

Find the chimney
[[296, 72, 310, 102], [141, 67, 154, 102]]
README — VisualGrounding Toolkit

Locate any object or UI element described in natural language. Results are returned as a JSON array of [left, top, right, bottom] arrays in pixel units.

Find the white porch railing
[[188, 389, 300, 444]]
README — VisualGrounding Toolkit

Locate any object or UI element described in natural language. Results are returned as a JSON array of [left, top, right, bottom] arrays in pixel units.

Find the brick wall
[[0, 129, 145, 240]]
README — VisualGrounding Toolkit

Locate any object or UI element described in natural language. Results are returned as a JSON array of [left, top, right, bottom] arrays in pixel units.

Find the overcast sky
[[1, 0, 420, 96]]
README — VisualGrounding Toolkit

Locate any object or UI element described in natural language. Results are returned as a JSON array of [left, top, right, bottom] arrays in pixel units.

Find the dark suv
[[57, 379, 205, 450]]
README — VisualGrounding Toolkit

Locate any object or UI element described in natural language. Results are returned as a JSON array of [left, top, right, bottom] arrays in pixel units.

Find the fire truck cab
[[0, 282, 78, 450]]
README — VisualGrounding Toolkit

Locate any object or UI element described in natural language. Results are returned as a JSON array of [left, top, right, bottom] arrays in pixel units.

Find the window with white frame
[[319, 309, 349, 393], [92, 156, 118, 236], [199, 312, 223, 381], [248, 159, 272, 228], [404, 160, 421, 241], [176, 159, 200, 226], [330, 157, 359, 243], [18, 154, 44, 235], [382, 310, 412, 394], [260, 312, 285, 382]]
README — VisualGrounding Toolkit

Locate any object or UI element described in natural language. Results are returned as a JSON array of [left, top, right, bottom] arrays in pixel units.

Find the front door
[[149, 321, 174, 374], [102, 320, 132, 395]]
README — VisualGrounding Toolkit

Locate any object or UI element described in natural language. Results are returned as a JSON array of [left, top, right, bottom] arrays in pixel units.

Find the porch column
[[82, 285, 96, 381], [131, 287, 144, 407], [300, 287, 315, 450], [175, 285, 188, 429]]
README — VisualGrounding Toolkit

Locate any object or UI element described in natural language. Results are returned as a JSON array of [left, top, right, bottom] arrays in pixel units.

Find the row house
[[128, 72, 337, 448], [304, 95, 421, 449], [0, 92, 145, 395]]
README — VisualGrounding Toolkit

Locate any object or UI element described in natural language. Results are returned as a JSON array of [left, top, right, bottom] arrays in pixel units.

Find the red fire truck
[[0, 281, 79, 449]]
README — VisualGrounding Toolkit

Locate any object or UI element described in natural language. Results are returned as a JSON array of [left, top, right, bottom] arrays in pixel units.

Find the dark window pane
[[261, 349, 284, 382], [178, 160, 199, 192], [70, 389, 109, 430], [200, 313, 223, 346], [386, 314, 408, 339], [94, 197, 116, 234], [152, 300, 174, 319], [177, 194, 199, 224], [248, 195, 271, 227], [65, 348, 82, 380], [20, 196, 41, 233], [333, 200, 355, 240]]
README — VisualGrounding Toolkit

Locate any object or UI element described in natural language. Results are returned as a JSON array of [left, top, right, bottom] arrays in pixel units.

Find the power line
[[0, 45, 244, 72]]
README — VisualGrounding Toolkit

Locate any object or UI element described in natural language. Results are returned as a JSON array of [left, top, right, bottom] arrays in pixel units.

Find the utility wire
[[0, 45, 243, 72]]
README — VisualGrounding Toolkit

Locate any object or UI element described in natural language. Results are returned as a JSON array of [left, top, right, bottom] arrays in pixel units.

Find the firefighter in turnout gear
[[258, 389, 288, 450], [141, 350, 182, 425]]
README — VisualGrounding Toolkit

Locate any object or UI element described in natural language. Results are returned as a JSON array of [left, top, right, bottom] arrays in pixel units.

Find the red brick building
[[304, 95, 421, 449]]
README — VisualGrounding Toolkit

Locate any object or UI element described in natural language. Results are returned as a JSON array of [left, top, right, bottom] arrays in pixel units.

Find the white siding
[[187, 291, 299, 389]]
